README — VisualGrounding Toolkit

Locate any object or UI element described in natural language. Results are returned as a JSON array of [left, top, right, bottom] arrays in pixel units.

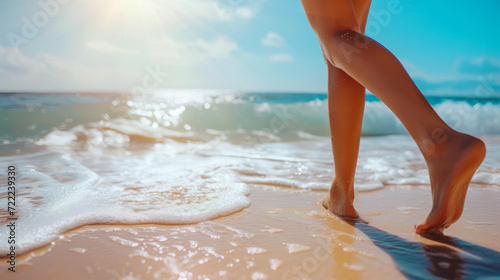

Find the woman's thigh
[[300, 0, 360, 38]]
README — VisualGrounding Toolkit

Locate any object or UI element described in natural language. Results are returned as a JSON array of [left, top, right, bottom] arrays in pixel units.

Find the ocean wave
[[3, 93, 499, 146]]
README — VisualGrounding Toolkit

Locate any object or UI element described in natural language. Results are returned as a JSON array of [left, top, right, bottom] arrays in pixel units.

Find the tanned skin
[[300, 0, 486, 234]]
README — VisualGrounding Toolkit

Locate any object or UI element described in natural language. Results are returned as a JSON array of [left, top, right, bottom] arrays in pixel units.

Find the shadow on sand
[[347, 220, 500, 280]]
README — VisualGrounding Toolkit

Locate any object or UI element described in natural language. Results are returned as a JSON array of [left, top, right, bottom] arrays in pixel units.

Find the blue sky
[[0, 0, 499, 97]]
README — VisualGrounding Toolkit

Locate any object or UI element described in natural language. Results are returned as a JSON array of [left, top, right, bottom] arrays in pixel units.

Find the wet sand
[[1, 183, 500, 280]]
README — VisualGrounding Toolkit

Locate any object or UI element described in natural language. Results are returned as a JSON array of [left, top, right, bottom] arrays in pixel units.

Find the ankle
[[418, 127, 458, 159], [330, 179, 355, 200]]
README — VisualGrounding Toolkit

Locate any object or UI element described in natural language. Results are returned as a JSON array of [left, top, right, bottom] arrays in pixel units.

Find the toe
[[415, 213, 444, 234], [415, 221, 430, 234]]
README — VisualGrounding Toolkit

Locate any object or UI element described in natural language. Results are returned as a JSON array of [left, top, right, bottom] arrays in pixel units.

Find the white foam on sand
[[201, 136, 500, 191], [0, 149, 250, 255]]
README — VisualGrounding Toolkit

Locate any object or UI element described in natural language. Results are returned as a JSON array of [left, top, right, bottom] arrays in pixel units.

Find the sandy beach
[[2, 183, 499, 280]]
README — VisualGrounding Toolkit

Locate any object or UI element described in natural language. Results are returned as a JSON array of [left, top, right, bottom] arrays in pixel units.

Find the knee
[[321, 29, 368, 69]]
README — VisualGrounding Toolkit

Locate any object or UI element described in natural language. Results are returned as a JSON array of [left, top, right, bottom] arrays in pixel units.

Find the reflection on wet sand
[[330, 219, 363, 280]]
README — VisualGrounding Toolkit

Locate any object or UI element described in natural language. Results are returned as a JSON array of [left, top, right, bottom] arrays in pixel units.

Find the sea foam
[[0, 149, 250, 255]]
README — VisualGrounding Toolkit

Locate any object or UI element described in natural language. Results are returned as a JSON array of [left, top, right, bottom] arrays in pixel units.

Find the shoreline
[[1, 183, 499, 279]]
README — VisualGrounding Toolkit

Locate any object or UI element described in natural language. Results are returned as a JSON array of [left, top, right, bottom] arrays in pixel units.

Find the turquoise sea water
[[1, 91, 500, 143]]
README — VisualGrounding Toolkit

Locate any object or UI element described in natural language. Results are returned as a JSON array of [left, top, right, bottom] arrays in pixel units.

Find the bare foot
[[321, 180, 358, 219], [416, 132, 486, 234]]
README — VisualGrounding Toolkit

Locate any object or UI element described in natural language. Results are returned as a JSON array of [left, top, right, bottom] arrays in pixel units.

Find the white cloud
[[161, 0, 226, 23], [398, 58, 500, 97], [196, 35, 238, 58], [261, 32, 285, 47], [235, 6, 254, 19], [0, 47, 34, 73], [158, 0, 255, 23], [269, 53, 294, 63], [0, 47, 141, 92], [455, 57, 500, 74], [0, 33, 241, 92], [85, 40, 136, 54], [212, 2, 256, 22], [142, 35, 239, 66]]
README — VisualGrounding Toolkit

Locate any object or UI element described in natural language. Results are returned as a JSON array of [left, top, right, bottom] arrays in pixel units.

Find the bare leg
[[325, 32, 486, 233], [320, 0, 370, 219], [322, 62, 365, 218], [301, 0, 486, 233]]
